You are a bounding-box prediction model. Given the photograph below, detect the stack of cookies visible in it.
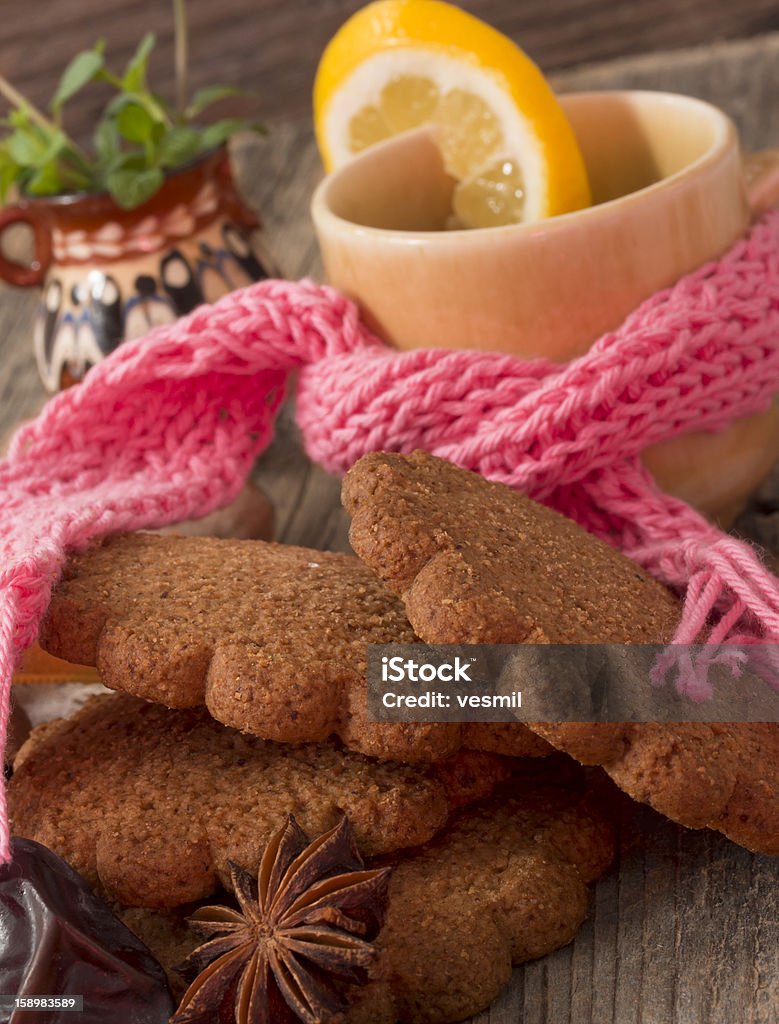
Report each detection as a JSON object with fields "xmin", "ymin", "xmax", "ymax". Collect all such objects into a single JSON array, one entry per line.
[{"xmin": 7, "ymin": 452, "xmax": 779, "ymax": 1023}]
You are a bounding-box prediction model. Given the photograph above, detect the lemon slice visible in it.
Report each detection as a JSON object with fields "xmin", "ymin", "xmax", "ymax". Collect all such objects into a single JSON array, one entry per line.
[{"xmin": 314, "ymin": 0, "xmax": 591, "ymax": 227}]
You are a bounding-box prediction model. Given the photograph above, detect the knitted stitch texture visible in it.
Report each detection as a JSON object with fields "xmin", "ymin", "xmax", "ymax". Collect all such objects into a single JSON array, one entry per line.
[{"xmin": 1, "ymin": 211, "xmax": 779, "ymax": 861}]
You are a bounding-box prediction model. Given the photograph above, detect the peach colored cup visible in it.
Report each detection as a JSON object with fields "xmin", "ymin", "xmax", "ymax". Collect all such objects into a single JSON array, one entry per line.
[{"xmin": 312, "ymin": 90, "xmax": 779, "ymax": 523}]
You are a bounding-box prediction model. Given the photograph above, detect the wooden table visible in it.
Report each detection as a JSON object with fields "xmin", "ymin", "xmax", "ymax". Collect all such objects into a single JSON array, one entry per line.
[
  {"xmin": 1, "ymin": 36, "xmax": 778, "ymax": 1024},
  {"xmin": 4, "ymin": 0, "xmax": 779, "ymax": 140}
]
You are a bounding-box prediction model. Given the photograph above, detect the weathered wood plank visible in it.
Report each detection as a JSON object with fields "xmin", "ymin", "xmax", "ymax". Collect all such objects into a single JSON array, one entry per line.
[
  {"xmin": 553, "ymin": 31, "xmax": 779, "ymax": 150},
  {"xmin": 0, "ymin": 289, "xmax": 44, "ymax": 433},
  {"xmin": 0, "ymin": 0, "xmax": 778, "ymax": 143},
  {"xmin": 468, "ymin": 803, "xmax": 779, "ymax": 1024}
]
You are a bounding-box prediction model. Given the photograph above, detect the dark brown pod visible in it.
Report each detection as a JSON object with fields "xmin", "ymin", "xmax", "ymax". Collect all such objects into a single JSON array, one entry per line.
[{"xmin": 0, "ymin": 838, "xmax": 174, "ymax": 1023}]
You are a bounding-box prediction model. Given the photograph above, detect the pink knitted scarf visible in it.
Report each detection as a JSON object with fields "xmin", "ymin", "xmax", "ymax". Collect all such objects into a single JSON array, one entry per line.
[{"xmin": 1, "ymin": 210, "xmax": 779, "ymax": 860}]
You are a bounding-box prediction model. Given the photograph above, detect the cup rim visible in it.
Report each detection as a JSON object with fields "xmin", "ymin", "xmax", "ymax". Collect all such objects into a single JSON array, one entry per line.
[{"xmin": 311, "ymin": 89, "xmax": 738, "ymax": 243}]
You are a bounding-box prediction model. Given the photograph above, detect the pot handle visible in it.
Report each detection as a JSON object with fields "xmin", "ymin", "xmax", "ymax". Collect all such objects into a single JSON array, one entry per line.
[
  {"xmin": 0, "ymin": 203, "xmax": 52, "ymax": 287},
  {"xmin": 743, "ymin": 148, "xmax": 779, "ymax": 219}
]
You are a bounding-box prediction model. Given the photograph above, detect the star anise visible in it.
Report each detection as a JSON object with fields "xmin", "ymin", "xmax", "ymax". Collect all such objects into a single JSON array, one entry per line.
[{"xmin": 170, "ymin": 815, "xmax": 392, "ymax": 1024}]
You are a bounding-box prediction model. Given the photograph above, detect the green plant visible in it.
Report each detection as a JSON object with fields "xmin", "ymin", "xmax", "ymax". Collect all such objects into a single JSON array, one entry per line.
[{"xmin": 0, "ymin": 0, "xmax": 264, "ymax": 209}]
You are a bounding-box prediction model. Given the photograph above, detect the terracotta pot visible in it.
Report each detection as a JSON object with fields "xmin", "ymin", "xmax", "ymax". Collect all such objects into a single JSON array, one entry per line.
[{"xmin": 0, "ymin": 148, "xmax": 276, "ymax": 392}]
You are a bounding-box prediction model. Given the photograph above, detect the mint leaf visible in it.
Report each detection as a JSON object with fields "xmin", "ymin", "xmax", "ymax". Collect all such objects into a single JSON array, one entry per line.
[
  {"xmin": 25, "ymin": 161, "xmax": 63, "ymax": 196},
  {"xmin": 106, "ymin": 90, "xmax": 169, "ymax": 132},
  {"xmin": 8, "ymin": 106, "xmax": 32, "ymax": 131},
  {"xmin": 41, "ymin": 129, "xmax": 70, "ymax": 165},
  {"xmin": 199, "ymin": 118, "xmax": 265, "ymax": 150},
  {"xmin": 52, "ymin": 49, "xmax": 104, "ymax": 110},
  {"xmin": 0, "ymin": 21, "xmax": 268, "ymax": 208},
  {"xmin": 115, "ymin": 101, "xmax": 160, "ymax": 145},
  {"xmin": 93, "ymin": 119, "xmax": 120, "ymax": 166},
  {"xmin": 112, "ymin": 152, "xmax": 148, "ymax": 172},
  {"xmin": 95, "ymin": 150, "xmax": 147, "ymax": 188},
  {"xmin": 0, "ymin": 147, "xmax": 21, "ymax": 201},
  {"xmin": 151, "ymin": 91, "xmax": 176, "ymax": 123},
  {"xmin": 122, "ymin": 32, "xmax": 156, "ymax": 92},
  {"xmin": 156, "ymin": 125, "xmax": 200, "ymax": 168},
  {"xmin": 5, "ymin": 130, "xmax": 39, "ymax": 165},
  {"xmin": 106, "ymin": 166, "xmax": 163, "ymax": 209},
  {"xmin": 184, "ymin": 85, "xmax": 243, "ymax": 119},
  {"xmin": 7, "ymin": 125, "xmax": 67, "ymax": 168}
]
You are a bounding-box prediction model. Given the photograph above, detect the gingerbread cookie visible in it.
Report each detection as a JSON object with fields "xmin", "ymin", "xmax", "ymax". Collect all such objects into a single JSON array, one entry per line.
[
  {"xmin": 529, "ymin": 722, "xmax": 779, "ymax": 855},
  {"xmin": 341, "ymin": 453, "xmax": 779, "ymax": 854},
  {"xmin": 9, "ymin": 694, "xmax": 507, "ymax": 908},
  {"xmin": 39, "ymin": 532, "xmax": 549, "ymax": 762},
  {"xmin": 122, "ymin": 761, "xmax": 614, "ymax": 1024},
  {"xmin": 363, "ymin": 764, "xmax": 613, "ymax": 1023},
  {"xmin": 342, "ymin": 450, "xmax": 680, "ymax": 643}
]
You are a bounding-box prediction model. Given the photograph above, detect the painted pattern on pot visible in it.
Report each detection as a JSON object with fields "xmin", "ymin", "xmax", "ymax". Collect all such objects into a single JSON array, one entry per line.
[{"xmin": 0, "ymin": 148, "xmax": 277, "ymax": 392}]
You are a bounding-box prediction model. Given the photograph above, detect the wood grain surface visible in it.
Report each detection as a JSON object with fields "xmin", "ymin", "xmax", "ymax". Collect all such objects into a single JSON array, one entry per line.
[
  {"xmin": 1, "ymin": 0, "xmax": 778, "ymax": 142},
  {"xmin": 1, "ymin": 35, "xmax": 778, "ymax": 1024}
]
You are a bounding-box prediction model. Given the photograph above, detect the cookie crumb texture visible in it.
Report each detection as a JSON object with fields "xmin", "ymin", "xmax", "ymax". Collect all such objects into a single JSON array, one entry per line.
[
  {"xmin": 343, "ymin": 451, "xmax": 680, "ymax": 643},
  {"xmin": 123, "ymin": 763, "xmax": 615, "ymax": 1024},
  {"xmin": 40, "ymin": 533, "xmax": 412, "ymax": 738},
  {"xmin": 9, "ymin": 694, "xmax": 505, "ymax": 908},
  {"xmin": 530, "ymin": 722, "xmax": 779, "ymax": 855},
  {"xmin": 40, "ymin": 532, "xmax": 550, "ymax": 762}
]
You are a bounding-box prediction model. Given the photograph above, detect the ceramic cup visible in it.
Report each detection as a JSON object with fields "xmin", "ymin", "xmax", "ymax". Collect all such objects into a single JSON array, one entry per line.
[{"xmin": 312, "ymin": 90, "xmax": 779, "ymax": 523}]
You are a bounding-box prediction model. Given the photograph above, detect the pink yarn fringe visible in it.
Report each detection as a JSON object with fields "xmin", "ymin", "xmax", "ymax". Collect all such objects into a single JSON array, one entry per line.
[{"xmin": 2, "ymin": 212, "xmax": 779, "ymax": 861}]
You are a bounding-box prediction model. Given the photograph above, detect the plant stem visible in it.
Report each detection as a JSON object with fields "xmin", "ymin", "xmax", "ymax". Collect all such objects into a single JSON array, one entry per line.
[
  {"xmin": 0, "ymin": 74, "xmax": 58, "ymax": 135},
  {"xmin": 0, "ymin": 72, "xmax": 94, "ymax": 176},
  {"xmin": 173, "ymin": 0, "xmax": 188, "ymax": 116}
]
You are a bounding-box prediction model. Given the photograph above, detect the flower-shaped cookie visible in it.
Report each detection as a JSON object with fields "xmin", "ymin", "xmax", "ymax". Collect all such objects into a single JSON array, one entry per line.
[
  {"xmin": 124, "ymin": 760, "xmax": 615, "ymax": 1024},
  {"xmin": 40, "ymin": 532, "xmax": 549, "ymax": 762},
  {"xmin": 343, "ymin": 450, "xmax": 680, "ymax": 645},
  {"xmin": 9, "ymin": 694, "xmax": 507, "ymax": 907}
]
